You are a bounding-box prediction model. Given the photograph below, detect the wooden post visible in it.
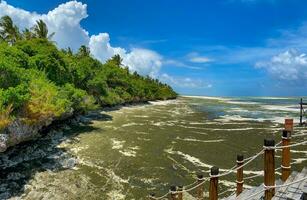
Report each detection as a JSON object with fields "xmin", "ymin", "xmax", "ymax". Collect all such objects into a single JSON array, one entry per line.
[
  {"xmin": 284, "ymin": 119, "xmax": 293, "ymax": 133},
  {"xmin": 281, "ymin": 130, "xmax": 291, "ymax": 182},
  {"xmin": 149, "ymin": 193, "xmax": 155, "ymax": 200},
  {"xmin": 209, "ymin": 166, "xmax": 219, "ymax": 200},
  {"xmin": 236, "ymin": 154, "xmax": 244, "ymax": 196},
  {"xmin": 177, "ymin": 186, "xmax": 183, "ymax": 200},
  {"xmin": 264, "ymin": 139, "xmax": 275, "ymax": 200},
  {"xmin": 169, "ymin": 186, "xmax": 177, "ymax": 200},
  {"xmin": 300, "ymin": 98, "xmax": 303, "ymax": 126},
  {"xmin": 197, "ymin": 174, "xmax": 204, "ymax": 199}
]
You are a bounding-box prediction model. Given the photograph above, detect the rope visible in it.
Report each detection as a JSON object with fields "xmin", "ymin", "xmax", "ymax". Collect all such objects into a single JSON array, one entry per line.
[
  {"xmin": 244, "ymin": 173, "xmax": 263, "ymax": 180},
  {"xmin": 264, "ymin": 140, "xmax": 307, "ymax": 150},
  {"xmin": 149, "ymin": 135, "xmax": 306, "ymax": 198},
  {"xmin": 211, "ymin": 149, "xmax": 264, "ymax": 178},
  {"xmin": 180, "ymin": 177, "xmax": 209, "ymax": 193},
  {"xmin": 150, "ymin": 192, "xmax": 169, "ymax": 200},
  {"xmin": 218, "ymin": 189, "xmax": 233, "ymax": 196},
  {"xmin": 244, "ymin": 175, "xmax": 307, "ymax": 199},
  {"xmin": 264, "ymin": 176, "xmax": 307, "ymax": 189},
  {"xmin": 182, "ymin": 180, "xmax": 198, "ymax": 189}
]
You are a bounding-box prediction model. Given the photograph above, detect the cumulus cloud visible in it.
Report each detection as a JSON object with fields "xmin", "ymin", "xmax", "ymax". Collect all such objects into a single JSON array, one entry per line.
[
  {"xmin": 160, "ymin": 73, "xmax": 212, "ymax": 89},
  {"xmin": 255, "ymin": 49, "xmax": 307, "ymax": 83},
  {"xmin": 0, "ymin": 1, "xmax": 89, "ymax": 50},
  {"xmin": 123, "ymin": 48, "xmax": 162, "ymax": 77},
  {"xmin": 0, "ymin": 1, "xmax": 162, "ymax": 77},
  {"xmin": 89, "ymin": 33, "xmax": 126, "ymax": 63}
]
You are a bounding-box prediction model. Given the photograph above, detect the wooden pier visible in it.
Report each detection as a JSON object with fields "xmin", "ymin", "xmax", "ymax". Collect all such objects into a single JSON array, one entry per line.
[{"xmin": 148, "ymin": 119, "xmax": 307, "ymax": 200}]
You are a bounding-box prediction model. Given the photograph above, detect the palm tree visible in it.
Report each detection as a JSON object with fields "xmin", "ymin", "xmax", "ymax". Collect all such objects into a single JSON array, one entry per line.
[
  {"xmin": 77, "ymin": 45, "xmax": 91, "ymax": 57},
  {"xmin": 0, "ymin": 15, "xmax": 21, "ymax": 44},
  {"xmin": 32, "ymin": 19, "xmax": 54, "ymax": 39},
  {"xmin": 22, "ymin": 28, "xmax": 35, "ymax": 40},
  {"xmin": 111, "ymin": 54, "xmax": 123, "ymax": 66}
]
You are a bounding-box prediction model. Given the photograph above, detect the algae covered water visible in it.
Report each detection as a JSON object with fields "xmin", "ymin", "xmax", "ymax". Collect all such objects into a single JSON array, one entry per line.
[{"xmin": 1, "ymin": 96, "xmax": 306, "ymax": 199}]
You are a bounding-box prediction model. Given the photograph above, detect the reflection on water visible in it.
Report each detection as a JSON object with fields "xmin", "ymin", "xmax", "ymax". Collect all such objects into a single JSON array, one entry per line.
[{"xmin": 1, "ymin": 96, "xmax": 306, "ymax": 199}]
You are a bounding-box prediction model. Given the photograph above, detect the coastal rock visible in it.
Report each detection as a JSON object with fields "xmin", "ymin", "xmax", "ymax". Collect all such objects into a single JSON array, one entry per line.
[
  {"xmin": 0, "ymin": 111, "xmax": 74, "ymax": 153},
  {"xmin": 0, "ymin": 133, "xmax": 9, "ymax": 152}
]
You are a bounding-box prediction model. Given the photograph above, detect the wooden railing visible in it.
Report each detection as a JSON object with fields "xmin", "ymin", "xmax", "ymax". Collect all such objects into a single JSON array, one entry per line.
[{"xmin": 148, "ymin": 119, "xmax": 307, "ymax": 200}]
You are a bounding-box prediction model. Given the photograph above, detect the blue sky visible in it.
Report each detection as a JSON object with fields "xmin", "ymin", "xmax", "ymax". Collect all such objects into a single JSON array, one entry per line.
[{"xmin": 2, "ymin": 0, "xmax": 307, "ymax": 96}]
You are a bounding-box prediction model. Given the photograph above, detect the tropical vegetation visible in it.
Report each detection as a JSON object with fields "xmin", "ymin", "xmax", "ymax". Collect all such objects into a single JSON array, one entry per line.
[{"xmin": 0, "ymin": 16, "xmax": 177, "ymax": 130}]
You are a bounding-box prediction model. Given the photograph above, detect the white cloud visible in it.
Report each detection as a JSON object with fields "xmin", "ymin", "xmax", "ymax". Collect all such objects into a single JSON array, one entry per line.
[
  {"xmin": 0, "ymin": 1, "xmax": 162, "ymax": 77},
  {"xmin": 123, "ymin": 48, "xmax": 162, "ymax": 77},
  {"xmin": 163, "ymin": 59, "xmax": 202, "ymax": 70},
  {"xmin": 255, "ymin": 49, "xmax": 307, "ymax": 83},
  {"xmin": 160, "ymin": 73, "xmax": 212, "ymax": 89},
  {"xmin": 187, "ymin": 52, "xmax": 213, "ymax": 63},
  {"xmin": 0, "ymin": 1, "xmax": 89, "ymax": 50},
  {"xmin": 89, "ymin": 33, "xmax": 126, "ymax": 63}
]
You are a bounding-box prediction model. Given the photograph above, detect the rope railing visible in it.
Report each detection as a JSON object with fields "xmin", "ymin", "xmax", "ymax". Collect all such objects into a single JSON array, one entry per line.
[
  {"xmin": 210, "ymin": 149, "xmax": 264, "ymax": 178},
  {"xmin": 245, "ymin": 176, "xmax": 307, "ymax": 199},
  {"xmin": 264, "ymin": 140, "xmax": 307, "ymax": 150},
  {"xmin": 148, "ymin": 118, "xmax": 307, "ymax": 200}
]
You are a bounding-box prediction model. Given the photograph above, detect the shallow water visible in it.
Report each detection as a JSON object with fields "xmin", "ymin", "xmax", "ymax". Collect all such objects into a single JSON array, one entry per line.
[{"xmin": 1, "ymin": 96, "xmax": 307, "ymax": 199}]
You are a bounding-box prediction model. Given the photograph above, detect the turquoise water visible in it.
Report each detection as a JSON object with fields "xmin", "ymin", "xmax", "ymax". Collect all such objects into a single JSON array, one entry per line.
[{"xmin": 0, "ymin": 96, "xmax": 306, "ymax": 199}]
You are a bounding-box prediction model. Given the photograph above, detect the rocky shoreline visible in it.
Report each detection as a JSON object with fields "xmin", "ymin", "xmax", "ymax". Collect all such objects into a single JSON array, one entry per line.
[{"xmin": 0, "ymin": 99, "xmax": 172, "ymax": 153}]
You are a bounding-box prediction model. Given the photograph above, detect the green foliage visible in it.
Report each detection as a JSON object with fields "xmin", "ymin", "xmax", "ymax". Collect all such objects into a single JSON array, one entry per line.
[
  {"xmin": 33, "ymin": 19, "xmax": 55, "ymax": 39},
  {"xmin": 0, "ymin": 84, "xmax": 30, "ymax": 113},
  {"xmin": 0, "ymin": 15, "xmax": 21, "ymax": 44},
  {"xmin": 0, "ymin": 16, "xmax": 177, "ymax": 129},
  {"xmin": 60, "ymin": 84, "xmax": 97, "ymax": 113}
]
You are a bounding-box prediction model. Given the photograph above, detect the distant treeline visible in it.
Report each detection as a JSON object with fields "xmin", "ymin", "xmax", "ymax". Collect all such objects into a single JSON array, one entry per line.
[{"xmin": 0, "ymin": 16, "xmax": 177, "ymax": 129}]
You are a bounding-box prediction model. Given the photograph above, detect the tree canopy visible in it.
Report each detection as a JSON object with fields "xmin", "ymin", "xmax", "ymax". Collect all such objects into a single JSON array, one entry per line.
[{"xmin": 0, "ymin": 15, "xmax": 177, "ymax": 130}]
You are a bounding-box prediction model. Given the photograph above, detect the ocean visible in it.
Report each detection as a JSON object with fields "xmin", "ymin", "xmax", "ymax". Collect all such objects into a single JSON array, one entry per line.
[{"xmin": 1, "ymin": 96, "xmax": 306, "ymax": 199}]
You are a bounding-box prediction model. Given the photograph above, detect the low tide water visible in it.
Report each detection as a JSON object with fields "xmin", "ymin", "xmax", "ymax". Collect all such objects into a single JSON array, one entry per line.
[{"xmin": 1, "ymin": 96, "xmax": 306, "ymax": 199}]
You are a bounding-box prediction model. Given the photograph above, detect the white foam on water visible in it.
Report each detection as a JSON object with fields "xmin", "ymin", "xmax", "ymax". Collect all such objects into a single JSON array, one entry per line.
[
  {"xmin": 189, "ymin": 122, "xmax": 208, "ymax": 125},
  {"xmin": 255, "ymin": 97, "xmax": 293, "ymax": 100},
  {"xmin": 215, "ymin": 115, "xmax": 265, "ymax": 123},
  {"xmin": 191, "ymin": 131, "xmax": 208, "ymax": 135},
  {"xmin": 134, "ymin": 115, "xmax": 149, "ymax": 118},
  {"xmin": 291, "ymin": 150, "xmax": 307, "ymax": 154},
  {"xmin": 70, "ymin": 145, "xmax": 89, "ymax": 154},
  {"xmin": 119, "ymin": 146, "xmax": 140, "ymax": 157},
  {"xmin": 183, "ymin": 95, "xmax": 231, "ymax": 101},
  {"xmin": 119, "ymin": 150, "xmax": 137, "ymax": 157},
  {"xmin": 137, "ymin": 137, "xmax": 151, "ymax": 141},
  {"xmin": 176, "ymin": 137, "xmax": 224, "ymax": 143},
  {"xmin": 111, "ymin": 139, "xmax": 125, "ymax": 150},
  {"xmin": 135, "ymin": 131, "xmax": 149, "ymax": 135},
  {"xmin": 139, "ymin": 177, "xmax": 159, "ymax": 184},
  {"xmin": 165, "ymin": 148, "xmax": 263, "ymax": 176},
  {"xmin": 225, "ymin": 100, "xmax": 260, "ymax": 105},
  {"xmin": 293, "ymin": 158, "xmax": 307, "ymax": 164},
  {"xmin": 152, "ymin": 121, "xmax": 175, "ymax": 126},
  {"xmin": 149, "ymin": 99, "xmax": 178, "ymax": 105},
  {"xmin": 122, "ymin": 122, "xmax": 139, "ymax": 127},
  {"xmin": 107, "ymin": 190, "xmax": 125, "ymax": 200},
  {"xmin": 261, "ymin": 104, "xmax": 298, "ymax": 112},
  {"xmin": 229, "ymin": 107, "xmax": 250, "ymax": 113},
  {"xmin": 209, "ymin": 127, "xmax": 255, "ymax": 131},
  {"xmin": 215, "ymin": 114, "xmax": 289, "ymax": 124}
]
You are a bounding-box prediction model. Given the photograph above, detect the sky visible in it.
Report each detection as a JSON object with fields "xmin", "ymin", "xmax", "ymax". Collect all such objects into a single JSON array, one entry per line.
[{"xmin": 1, "ymin": 0, "xmax": 307, "ymax": 96}]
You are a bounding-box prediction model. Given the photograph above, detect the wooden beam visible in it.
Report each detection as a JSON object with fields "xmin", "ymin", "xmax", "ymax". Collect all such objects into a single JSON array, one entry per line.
[
  {"xmin": 264, "ymin": 139, "xmax": 275, "ymax": 200},
  {"xmin": 281, "ymin": 130, "xmax": 291, "ymax": 182},
  {"xmin": 209, "ymin": 167, "xmax": 219, "ymax": 200},
  {"xmin": 236, "ymin": 154, "xmax": 244, "ymax": 196}
]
